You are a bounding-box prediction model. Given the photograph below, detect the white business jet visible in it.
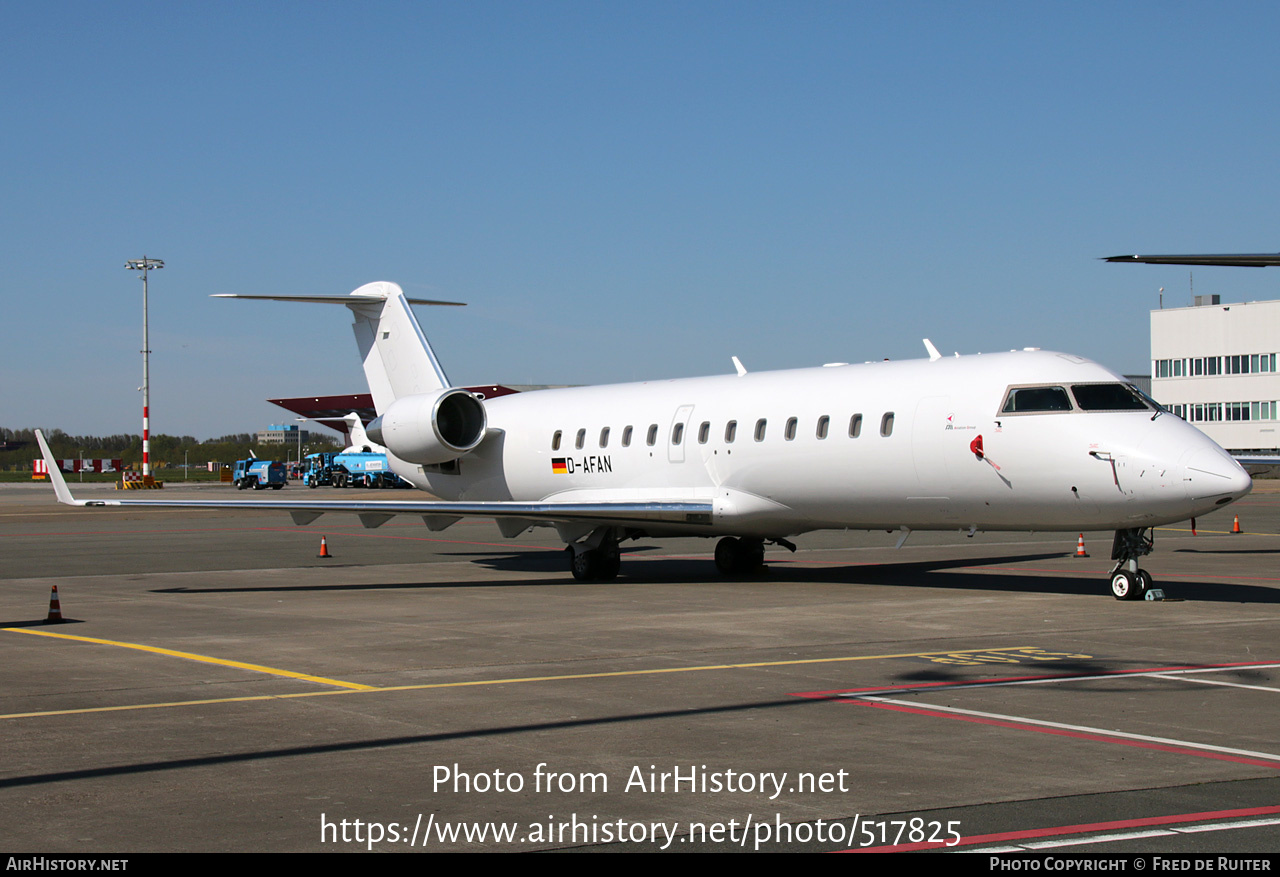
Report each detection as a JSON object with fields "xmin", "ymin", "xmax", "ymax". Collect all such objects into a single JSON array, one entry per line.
[{"xmin": 36, "ymin": 281, "xmax": 1251, "ymax": 600}]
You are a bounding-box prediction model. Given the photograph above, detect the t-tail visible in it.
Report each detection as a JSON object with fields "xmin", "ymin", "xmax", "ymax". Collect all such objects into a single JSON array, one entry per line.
[{"xmin": 215, "ymin": 282, "xmax": 488, "ymax": 464}]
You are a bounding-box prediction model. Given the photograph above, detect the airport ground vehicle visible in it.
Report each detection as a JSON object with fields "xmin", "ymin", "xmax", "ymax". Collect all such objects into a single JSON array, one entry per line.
[
  {"xmin": 232, "ymin": 458, "xmax": 287, "ymax": 490},
  {"xmin": 301, "ymin": 450, "xmax": 410, "ymax": 488}
]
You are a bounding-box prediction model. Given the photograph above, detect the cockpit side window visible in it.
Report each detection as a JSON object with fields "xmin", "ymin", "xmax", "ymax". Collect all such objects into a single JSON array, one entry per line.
[
  {"xmin": 1071, "ymin": 383, "xmax": 1151, "ymax": 411},
  {"xmin": 1000, "ymin": 386, "xmax": 1073, "ymax": 414}
]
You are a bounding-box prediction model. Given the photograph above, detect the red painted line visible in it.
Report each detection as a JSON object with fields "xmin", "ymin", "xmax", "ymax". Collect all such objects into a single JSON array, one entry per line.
[
  {"xmin": 855, "ymin": 700, "xmax": 1280, "ymax": 770},
  {"xmin": 840, "ymin": 803, "xmax": 1280, "ymax": 852},
  {"xmin": 791, "ymin": 661, "xmax": 1271, "ymax": 699}
]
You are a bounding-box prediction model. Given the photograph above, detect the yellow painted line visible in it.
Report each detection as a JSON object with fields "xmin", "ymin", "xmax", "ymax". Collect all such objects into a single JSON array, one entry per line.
[
  {"xmin": 3, "ymin": 628, "xmax": 375, "ymax": 691},
  {"xmin": 0, "ymin": 645, "xmax": 1039, "ymax": 720}
]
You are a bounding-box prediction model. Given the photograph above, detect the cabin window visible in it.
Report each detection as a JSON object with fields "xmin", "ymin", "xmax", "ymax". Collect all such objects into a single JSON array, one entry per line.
[
  {"xmin": 880, "ymin": 412, "xmax": 895, "ymax": 437},
  {"xmin": 785, "ymin": 417, "xmax": 798, "ymax": 441},
  {"xmin": 575, "ymin": 428, "xmax": 586, "ymax": 450},
  {"xmin": 1071, "ymin": 383, "xmax": 1151, "ymax": 412},
  {"xmin": 552, "ymin": 430, "xmax": 562, "ymax": 451},
  {"xmin": 755, "ymin": 419, "xmax": 767, "ymax": 441},
  {"xmin": 671, "ymin": 422, "xmax": 684, "ymax": 445},
  {"xmin": 698, "ymin": 421, "xmax": 710, "ymax": 444},
  {"xmin": 599, "ymin": 427, "xmax": 610, "ymax": 448},
  {"xmin": 622, "ymin": 425, "xmax": 633, "ymax": 447},
  {"xmin": 816, "ymin": 415, "xmax": 829, "ymax": 439},
  {"xmin": 725, "ymin": 420, "xmax": 737, "ymax": 443},
  {"xmin": 1001, "ymin": 386, "xmax": 1072, "ymax": 413},
  {"xmin": 848, "ymin": 414, "xmax": 862, "ymax": 438},
  {"xmin": 646, "ymin": 424, "xmax": 658, "ymax": 446}
]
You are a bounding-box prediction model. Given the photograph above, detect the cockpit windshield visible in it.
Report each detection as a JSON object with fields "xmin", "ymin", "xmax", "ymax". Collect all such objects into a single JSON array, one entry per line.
[
  {"xmin": 1001, "ymin": 386, "xmax": 1072, "ymax": 413},
  {"xmin": 1070, "ymin": 383, "xmax": 1152, "ymax": 412},
  {"xmin": 1000, "ymin": 382, "xmax": 1161, "ymax": 415}
]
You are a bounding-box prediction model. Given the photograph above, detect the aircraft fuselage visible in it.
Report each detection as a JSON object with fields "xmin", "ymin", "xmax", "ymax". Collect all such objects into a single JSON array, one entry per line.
[{"xmin": 404, "ymin": 349, "xmax": 1250, "ymax": 538}]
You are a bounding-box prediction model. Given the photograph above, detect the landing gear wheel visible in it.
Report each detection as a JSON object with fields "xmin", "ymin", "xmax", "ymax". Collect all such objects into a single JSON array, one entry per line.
[
  {"xmin": 714, "ymin": 537, "xmax": 741, "ymax": 574},
  {"xmin": 1110, "ymin": 571, "xmax": 1134, "ymax": 600},
  {"xmin": 715, "ymin": 537, "xmax": 765, "ymax": 575},
  {"xmin": 599, "ymin": 545, "xmax": 621, "ymax": 580},
  {"xmin": 567, "ymin": 545, "xmax": 620, "ymax": 582},
  {"xmin": 1111, "ymin": 570, "xmax": 1149, "ymax": 601}
]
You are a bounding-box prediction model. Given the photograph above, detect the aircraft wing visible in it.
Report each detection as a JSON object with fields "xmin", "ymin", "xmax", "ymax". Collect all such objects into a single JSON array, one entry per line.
[
  {"xmin": 34, "ymin": 431, "xmax": 712, "ymax": 530},
  {"xmin": 1103, "ymin": 253, "xmax": 1280, "ymax": 267}
]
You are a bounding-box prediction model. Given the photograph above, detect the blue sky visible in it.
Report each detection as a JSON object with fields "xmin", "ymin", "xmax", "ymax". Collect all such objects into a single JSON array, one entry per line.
[{"xmin": 6, "ymin": 1, "xmax": 1280, "ymax": 439}]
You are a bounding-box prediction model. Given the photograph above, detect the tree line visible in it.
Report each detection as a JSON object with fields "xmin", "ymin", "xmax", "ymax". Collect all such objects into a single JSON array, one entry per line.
[{"xmin": 0, "ymin": 427, "xmax": 339, "ymax": 470}]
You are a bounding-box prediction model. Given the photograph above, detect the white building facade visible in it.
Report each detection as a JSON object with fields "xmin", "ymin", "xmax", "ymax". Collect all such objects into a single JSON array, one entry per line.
[{"xmin": 1150, "ymin": 298, "xmax": 1280, "ymax": 454}]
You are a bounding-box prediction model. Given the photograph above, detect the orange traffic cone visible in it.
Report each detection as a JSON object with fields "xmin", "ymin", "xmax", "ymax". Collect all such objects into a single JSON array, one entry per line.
[
  {"xmin": 317, "ymin": 536, "xmax": 333, "ymax": 558},
  {"xmin": 1074, "ymin": 534, "xmax": 1089, "ymax": 558},
  {"xmin": 45, "ymin": 585, "xmax": 64, "ymax": 623},
  {"xmin": 1232, "ymin": 514, "xmax": 1243, "ymax": 535},
  {"xmin": 1191, "ymin": 517, "xmax": 1197, "ymax": 536}
]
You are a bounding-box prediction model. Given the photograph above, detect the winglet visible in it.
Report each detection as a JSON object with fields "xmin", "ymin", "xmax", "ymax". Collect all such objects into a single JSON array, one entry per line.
[
  {"xmin": 923, "ymin": 339, "xmax": 942, "ymax": 362},
  {"xmin": 34, "ymin": 430, "xmax": 81, "ymax": 506},
  {"xmin": 731, "ymin": 356, "xmax": 748, "ymax": 377}
]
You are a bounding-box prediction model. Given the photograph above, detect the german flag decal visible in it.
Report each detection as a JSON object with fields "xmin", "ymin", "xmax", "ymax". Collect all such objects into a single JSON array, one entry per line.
[{"xmin": 551, "ymin": 457, "xmax": 568, "ymax": 474}]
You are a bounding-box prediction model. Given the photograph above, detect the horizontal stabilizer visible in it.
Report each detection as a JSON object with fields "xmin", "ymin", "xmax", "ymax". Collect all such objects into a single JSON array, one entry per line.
[
  {"xmin": 212, "ymin": 294, "xmax": 465, "ymax": 306},
  {"xmin": 1103, "ymin": 253, "xmax": 1280, "ymax": 268}
]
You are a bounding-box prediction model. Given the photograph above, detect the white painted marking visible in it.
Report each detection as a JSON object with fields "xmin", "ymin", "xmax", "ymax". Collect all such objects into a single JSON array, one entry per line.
[
  {"xmin": 1150, "ymin": 673, "xmax": 1280, "ymax": 694},
  {"xmin": 860, "ymin": 695, "xmax": 1280, "ymax": 763}
]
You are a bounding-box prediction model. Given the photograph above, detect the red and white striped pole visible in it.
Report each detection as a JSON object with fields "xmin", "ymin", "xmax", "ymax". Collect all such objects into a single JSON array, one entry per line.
[{"xmin": 126, "ymin": 256, "xmax": 163, "ymax": 479}]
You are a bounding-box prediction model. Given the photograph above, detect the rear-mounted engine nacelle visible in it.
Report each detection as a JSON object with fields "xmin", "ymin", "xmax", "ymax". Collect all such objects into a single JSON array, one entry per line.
[{"xmin": 367, "ymin": 389, "xmax": 487, "ymax": 464}]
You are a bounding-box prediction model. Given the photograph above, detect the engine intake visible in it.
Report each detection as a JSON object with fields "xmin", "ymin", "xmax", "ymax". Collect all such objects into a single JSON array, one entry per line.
[{"xmin": 367, "ymin": 389, "xmax": 487, "ymax": 464}]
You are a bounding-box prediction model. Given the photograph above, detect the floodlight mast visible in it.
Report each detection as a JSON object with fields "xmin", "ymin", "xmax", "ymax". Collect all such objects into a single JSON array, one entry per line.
[{"xmin": 125, "ymin": 257, "xmax": 163, "ymax": 479}]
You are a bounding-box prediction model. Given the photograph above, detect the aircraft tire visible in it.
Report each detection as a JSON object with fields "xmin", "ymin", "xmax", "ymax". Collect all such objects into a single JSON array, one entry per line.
[
  {"xmin": 715, "ymin": 537, "xmax": 764, "ymax": 575},
  {"xmin": 600, "ymin": 545, "xmax": 621, "ymax": 580},
  {"xmin": 1110, "ymin": 570, "xmax": 1146, "ymax": 601},
  {"xmin": 567, "ymin": 545, "xmax": 619, "ymax": 582},
  {"xmin": 715, "ymin": 537, "xmax": 742, "ymax": 574}
]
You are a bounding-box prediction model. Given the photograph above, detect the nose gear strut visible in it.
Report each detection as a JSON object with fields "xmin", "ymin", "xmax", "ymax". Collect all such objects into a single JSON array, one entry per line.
[{"xmin": 1108, "ymin": 527, "xmax": 1154, "ymax": 600}]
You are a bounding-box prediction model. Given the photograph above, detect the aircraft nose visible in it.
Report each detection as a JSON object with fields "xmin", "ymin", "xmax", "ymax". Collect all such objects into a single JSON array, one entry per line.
[{"xmin": 1182, "ymin": 445, "xmax": 1252, "ymax": 502}]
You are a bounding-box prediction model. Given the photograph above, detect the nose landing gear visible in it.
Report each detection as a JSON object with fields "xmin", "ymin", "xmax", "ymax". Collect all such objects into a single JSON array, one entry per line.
[{"xmin": 1109, "ymin": 528, "xmax": 1154, "ymax": 600}]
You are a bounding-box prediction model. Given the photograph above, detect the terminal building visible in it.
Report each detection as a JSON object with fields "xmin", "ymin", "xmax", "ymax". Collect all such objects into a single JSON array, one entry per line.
[
  {"xmin": 256, "ymin": 424, "xmax": 310, "ymax": 445},
  {"xmin": 1150, "ymin": 296, "xmax": 1280, "ymax": 455}
]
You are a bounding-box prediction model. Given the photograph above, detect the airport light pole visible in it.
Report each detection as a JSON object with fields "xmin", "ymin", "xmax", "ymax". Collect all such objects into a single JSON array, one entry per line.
[{"xmin": 125, "ymin": 257, "xmax": 164, "ymax": 480}]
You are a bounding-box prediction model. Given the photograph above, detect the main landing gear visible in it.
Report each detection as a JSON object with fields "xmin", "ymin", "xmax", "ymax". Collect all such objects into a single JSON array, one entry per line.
[
  {"xmin": 713, "ymin": 536, "xmax": 796, "ymax": 575},
  {"xmin": 714, "ymin": 537, "xmax": 765, "ymax": 575},
  {"xmin": 1109, "ymin": 527, "xmax": 1155, "ymax": 600},
  {"xmin": 566, "ymin": 537, "xmax": 621, "ymax": 582}
]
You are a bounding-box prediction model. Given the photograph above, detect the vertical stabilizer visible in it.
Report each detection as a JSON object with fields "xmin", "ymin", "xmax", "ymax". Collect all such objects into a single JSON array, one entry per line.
[
  {"xmin": 346, "ymin": 282, "xmax": 451, "ymax": 413},
  {"xmin": 342, "ymin": 411, "xmax": 384, "ymax": 453}
]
